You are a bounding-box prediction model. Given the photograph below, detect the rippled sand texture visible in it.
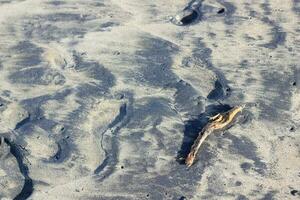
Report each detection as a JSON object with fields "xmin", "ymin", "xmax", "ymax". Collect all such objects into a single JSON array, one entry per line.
[{"xmin": 0, "ymin": 0, "xmax": 299, "ymax": 199}]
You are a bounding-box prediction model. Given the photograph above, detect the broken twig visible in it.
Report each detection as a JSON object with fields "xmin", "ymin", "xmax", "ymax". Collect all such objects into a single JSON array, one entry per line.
[{"xmin": 185, "ymin": 105, "xmax": 244, "ymax": 167}]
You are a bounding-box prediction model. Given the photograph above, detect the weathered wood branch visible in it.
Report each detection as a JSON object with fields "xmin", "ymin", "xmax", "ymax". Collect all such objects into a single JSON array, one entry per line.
[{"xmin": 185, "ymin": 105, "xmax": 244, "ymax": 167}]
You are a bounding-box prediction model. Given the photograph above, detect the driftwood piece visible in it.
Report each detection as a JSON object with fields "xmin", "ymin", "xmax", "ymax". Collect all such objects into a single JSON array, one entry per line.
[{"xmin": 185, "ymin": 105, "xmax": 245, "ymax": 167}]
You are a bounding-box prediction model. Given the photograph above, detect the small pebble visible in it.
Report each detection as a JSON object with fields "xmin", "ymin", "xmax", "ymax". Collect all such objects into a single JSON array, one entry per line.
[
  {"xmin": 235, "ymin": 181, "xmax": 242, "ymax": 186},
  {"xmin": 291, "ymin": 190, "xmax": 298, "ymax": 196},
  {"xmin": 217, "ymin": 8, "xmax": 225, "ymax": 14},
  {"xmin": 172, "ymin": 8, "xmax": 199, "ymax": 26}
]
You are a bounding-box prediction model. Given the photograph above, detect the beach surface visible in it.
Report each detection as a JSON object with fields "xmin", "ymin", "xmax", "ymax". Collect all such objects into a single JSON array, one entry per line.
[{"xmin": 0, "ymin": 0, "xmax": 299, "ymax": 199}]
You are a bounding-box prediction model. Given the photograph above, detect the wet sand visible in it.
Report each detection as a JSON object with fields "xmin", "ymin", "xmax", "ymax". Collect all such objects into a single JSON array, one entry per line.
[{"xmin": 0, "ymin": 0, "xmax": 299, "ymax": 199}]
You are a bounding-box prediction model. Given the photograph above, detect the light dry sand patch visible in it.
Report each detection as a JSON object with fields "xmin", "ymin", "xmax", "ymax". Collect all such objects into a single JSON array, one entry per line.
[
  {"xmin": 0, "ymin": 137, "xmax": 25, "ymax": 199},
  {"xmin": 192, "ymin": 120, "xmax": 294, "ymax": 199},
  {"xmin": 0, "ymin": 102, "xmax": 29, "ymax": 133}
]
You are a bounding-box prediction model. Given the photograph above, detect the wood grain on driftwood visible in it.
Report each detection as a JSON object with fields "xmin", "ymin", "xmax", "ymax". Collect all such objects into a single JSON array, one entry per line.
[{"xmin": 185, "ymin": 105, "xmax": 244, "ymax": 167}]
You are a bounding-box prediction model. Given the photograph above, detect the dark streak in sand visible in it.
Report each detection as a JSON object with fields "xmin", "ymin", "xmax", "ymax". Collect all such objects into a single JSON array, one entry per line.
[{"xmin": 4, "ymin": 138, "xmax": 33, "ymax": 200}]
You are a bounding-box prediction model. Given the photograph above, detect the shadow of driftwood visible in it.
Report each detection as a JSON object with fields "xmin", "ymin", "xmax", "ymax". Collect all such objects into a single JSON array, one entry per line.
[{"xmin": 177, "ymin": 104, "xmax": 232, "ymax": 164}]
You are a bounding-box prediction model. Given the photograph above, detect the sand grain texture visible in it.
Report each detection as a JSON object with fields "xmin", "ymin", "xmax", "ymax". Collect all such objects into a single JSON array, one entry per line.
[{"xmin": 0, "ymin": 0, "xmax": 299, "ymax": 199}]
